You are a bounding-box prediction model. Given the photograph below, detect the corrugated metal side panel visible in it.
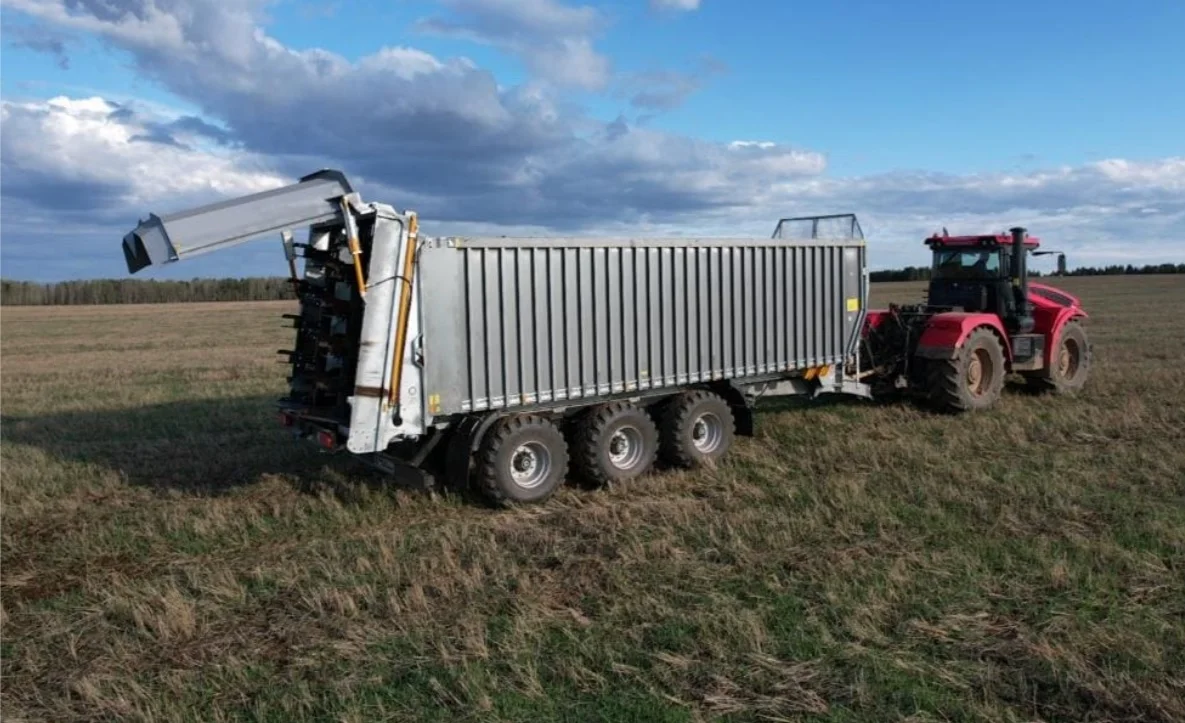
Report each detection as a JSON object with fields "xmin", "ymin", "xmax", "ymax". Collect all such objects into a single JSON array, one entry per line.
[{"xmin": 423, "ymin": 243, "xmax": 860, "ymax": 415}]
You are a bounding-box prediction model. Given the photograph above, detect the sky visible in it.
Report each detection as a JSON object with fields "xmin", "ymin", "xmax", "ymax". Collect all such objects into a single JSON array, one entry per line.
[{"xmin": 1, "ymin": 0, "xmax": 1183, "ymax": 281}]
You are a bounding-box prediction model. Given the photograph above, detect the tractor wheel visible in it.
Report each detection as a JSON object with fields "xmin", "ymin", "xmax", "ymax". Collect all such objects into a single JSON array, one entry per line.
[
  {"xmin": 659, "ymin": 390, "xmax": 735, "ymax": 468},
  {"xmin": 476, "ymin": 414, "xmax": 568, "ymax": 505},
  {"xmin": 925, "ymin": 327, "xmax": 1006, "ymax": 413},
  {"xmin": 572, "ymin": 402, "xmax": 659, "ymax": 487},
  {"xmin": 1027, "ymin": 319, "xmax": 1092, "ymax": 395}
]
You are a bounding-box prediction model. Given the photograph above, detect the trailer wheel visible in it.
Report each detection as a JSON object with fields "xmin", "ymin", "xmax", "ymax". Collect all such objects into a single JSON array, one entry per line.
[
  {"xmin": 1026, "ymin": 320, "xmax": 1092, "ymax": 395},
  {"xmin": 476, "ymin": 415, "xmax": 568, "ymax": 505},
  {"xmin": 572, "ymin": 402, "xmax": 659, "ymax": 487},
  {"xmin": 660, "ymin": 391, "xmax": 735, "ymax": 468},
  {"xmin": 925, "ymin": 327, "xmax": 1006, "ymax": 413}
]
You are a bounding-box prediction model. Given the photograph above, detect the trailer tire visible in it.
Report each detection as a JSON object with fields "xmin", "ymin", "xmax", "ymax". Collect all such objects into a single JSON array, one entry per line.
[
  {"xmin": 925, "ymin": 327, "xmax": 1005, "ymax": 413},
  {"xmin": 476, "ymin": 415, "xmax": 568, "ymax": 505},
  {"xmin": 1025, "ymin": 319, "xmax": 1091, "ymax": 395},
  {"xmin": 572, "ymin": 402, "xmax": 659, "ymax": 487},
  {"xmin": 660, "ymin": 391, "xmax": 735, "ymax": 468}
]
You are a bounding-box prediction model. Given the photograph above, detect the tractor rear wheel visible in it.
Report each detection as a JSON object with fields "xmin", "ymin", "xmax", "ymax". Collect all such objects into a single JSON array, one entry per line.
[
  {"xmin": 572, "ymin": 402, "xmax": 659, "ymax": 487},
  {"xmin": 925, "ymin": 327, "xmax": 1006, "ymax": 413},
  {"xmin": 659, "ymin": 390, "xmax": 735, "ymax": 468},
  {"xmin": 1027, "ymin": 319, "xmax": 1092, "ymax": 395},
  {"xmin": 476, "ymin": 414, "xmax": 568, "ymax": 505}
]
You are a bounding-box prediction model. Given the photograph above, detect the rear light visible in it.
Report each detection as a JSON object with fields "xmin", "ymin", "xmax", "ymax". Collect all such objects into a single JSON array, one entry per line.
[
  {"xmin": 278, "ymin": 412, "xmax": 294, "ymax": 427},
  {"xmin": 317, "ymin": 430, "xmax": 337, "ymax": 450}
]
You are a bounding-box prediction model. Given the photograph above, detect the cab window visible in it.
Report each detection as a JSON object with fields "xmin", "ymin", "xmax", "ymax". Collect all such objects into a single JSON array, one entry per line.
[{"xmin": 933, "ymin": 249, "xmax": 1001, "ymax": 279}]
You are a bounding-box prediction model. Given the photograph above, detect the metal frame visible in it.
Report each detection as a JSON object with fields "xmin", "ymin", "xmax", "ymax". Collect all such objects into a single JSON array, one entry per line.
[{"xmin": 771, "ymin": 214, "xmax": 864, "ymax": 241}]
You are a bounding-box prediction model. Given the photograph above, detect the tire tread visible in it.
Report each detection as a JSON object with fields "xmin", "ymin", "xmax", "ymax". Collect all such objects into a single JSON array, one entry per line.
[
  {"xmin": 659, "ymin": 390, "xmax": 735, "ymax": 468},
  {"xmin": 476, "ymin": 414, "xmax": 566, "ymax": 505},
  {"xmin": 573, "ymin": 402, "xmax": 658, "ymax": 487},
  {"xmin": 925, "ymin": 327, "xmax": 1005, "ymax": 413}
]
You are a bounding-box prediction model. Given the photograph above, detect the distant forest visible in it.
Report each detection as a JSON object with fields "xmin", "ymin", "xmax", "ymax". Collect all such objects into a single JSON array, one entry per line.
[
  {"xmin": 868, "ymin": 263, "xmax": 1185, "ymax": 283},
  {"xmin": 2, "ymin": 263, "xmax": 1182, "ymax": 305},
  {"xmin": 0, "ymin": 277, "xmax": 296, "ymax": 306}
]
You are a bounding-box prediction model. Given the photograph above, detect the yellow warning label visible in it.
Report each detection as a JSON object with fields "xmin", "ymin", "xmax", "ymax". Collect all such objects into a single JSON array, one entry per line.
[{"xmin": 846, "ymin": 297, "xmax": 860, "ymax": 312}]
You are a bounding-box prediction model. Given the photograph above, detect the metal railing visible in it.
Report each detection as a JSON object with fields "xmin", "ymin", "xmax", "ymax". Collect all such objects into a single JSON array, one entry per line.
[{"xmin": 772, "ymin": 214, "xmax": 864, "ymax": 241}]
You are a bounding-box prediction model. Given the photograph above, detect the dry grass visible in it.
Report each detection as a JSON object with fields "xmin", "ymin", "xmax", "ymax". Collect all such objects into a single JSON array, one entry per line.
[{"xmin": 2, "ymin": 278, "xmax": 1184, "ymax": 722}]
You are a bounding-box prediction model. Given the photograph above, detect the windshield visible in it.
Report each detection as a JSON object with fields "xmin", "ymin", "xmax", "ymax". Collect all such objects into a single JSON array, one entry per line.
[{"xmin": 933, "ymin": 249, "xmax": 1001, "ymax": 279}]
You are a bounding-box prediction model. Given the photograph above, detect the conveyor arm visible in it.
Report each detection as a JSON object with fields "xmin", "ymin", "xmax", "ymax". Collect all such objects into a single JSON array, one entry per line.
[{"xmin": 121, "ymin": 170, "xmax": 354, "ymax": 273}]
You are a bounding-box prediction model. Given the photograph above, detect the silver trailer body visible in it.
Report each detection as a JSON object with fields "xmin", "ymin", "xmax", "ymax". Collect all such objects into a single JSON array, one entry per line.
[
  {"xmin": 119, "ymin": 171, "xmax": 871, "ymax": 489},
  {"xmin": 418, "ymin": 239, "xmax": 866, "ymax": 418}
]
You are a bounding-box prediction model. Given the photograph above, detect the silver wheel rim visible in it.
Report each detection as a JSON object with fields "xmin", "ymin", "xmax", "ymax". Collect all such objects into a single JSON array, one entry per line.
[
  {"xmin": 510, "ymin": 441, "xmax": 551, "ymax": 489},
  {"xmin": 607, "ymin": 425, "xmax": 644, "ymax": 470},
  {"xmin": 691, "ymin": 412, "xmax": 724, "ymax": 453}
]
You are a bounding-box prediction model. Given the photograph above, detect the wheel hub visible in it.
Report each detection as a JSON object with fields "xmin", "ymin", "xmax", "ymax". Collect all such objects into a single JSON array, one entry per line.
[
  {"xmin": 510, "ymin": 442, "xmax": 551, "ymax": 488},
  {"xmin": 607, "ymin": 425, "xmax": 643, "ymax": 469},
  {"xmin": 966, "ymin": 349, "xmax": 991, "ymax": 396},
  {"xmin": 691, "ymin": 413, "xmax": 723, "ymax": 453},
  {"xmin": 513, "ymin": 449, "xmax": 535, "ymax": 473}
]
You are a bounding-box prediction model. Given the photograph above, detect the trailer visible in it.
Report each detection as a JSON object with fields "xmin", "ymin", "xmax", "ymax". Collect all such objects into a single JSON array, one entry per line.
[
  {"xmin": 121, "ymin": 170, "xmax": 1088, "ymax": 504},
  {"xmin": 121, "ymin": 171, "xmax": 872, "ymax": 501}
]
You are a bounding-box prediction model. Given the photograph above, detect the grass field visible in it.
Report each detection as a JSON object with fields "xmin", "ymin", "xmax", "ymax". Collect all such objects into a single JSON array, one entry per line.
[{"xmin": 3, "ymin": 276, "xmax": 1184, "ymax": 722}]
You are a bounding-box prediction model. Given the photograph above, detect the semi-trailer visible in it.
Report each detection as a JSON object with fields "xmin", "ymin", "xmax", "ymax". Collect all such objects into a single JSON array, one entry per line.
[{"xmin": 121, "ymin": 170, "xmax": 1090, "ymax": 504}]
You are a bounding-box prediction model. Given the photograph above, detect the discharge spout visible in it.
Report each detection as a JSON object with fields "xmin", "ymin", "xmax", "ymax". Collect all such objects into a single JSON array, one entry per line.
[{"xmin": 120, "ymin": 170, "xmax": 353, "ymax": 273}]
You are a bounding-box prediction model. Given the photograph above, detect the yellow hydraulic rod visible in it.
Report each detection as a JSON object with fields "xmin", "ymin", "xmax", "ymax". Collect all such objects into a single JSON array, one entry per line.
[
  {"xmin": 341, "ymin": 198, "xmax": 368, "ymax": 295},
  {"xmin": 388, "ymin": 213, "xmax": 419, "ymax": 408}
]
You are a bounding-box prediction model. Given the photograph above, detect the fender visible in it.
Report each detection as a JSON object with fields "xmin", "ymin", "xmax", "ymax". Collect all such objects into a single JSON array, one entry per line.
[
  {"xmin": 1047, "ymin": 306, "xmax": 1088, "ymax": 348},
  {"xmin": 915, "ymin": 312, "xmax": 1010, "ymax": 360},
  {"xmin": 1029, "ymin": 282, "xmax": 1089, "ymax": 369}
]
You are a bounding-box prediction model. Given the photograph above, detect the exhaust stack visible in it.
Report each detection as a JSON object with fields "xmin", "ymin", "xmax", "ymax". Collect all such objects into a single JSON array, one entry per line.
[
  {"xmin": 121, "ymin": 170, "xmax": 353, "ymax": 273},
  {"xmin": 1010, "ymin": 226, "xmax": 1034, "ymax": 333}
]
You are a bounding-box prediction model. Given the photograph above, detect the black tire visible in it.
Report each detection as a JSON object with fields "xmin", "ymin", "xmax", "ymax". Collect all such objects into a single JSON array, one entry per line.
[
  {"xmin": 924, "ymin": 327, "xmax": 1006, "ymax": 413},
  {"xmin": 476, "ymin": 414, "xmax": 568, "ymax": 505},
  {"xmin": 1026, "ymin": 320, "xmax": 1092, "ymax": 395},
  {"xmin": 572, "ymin": 402, "xmax": 659, "ymax": 487},
  {"xmin": 659, "ymin": 391, "xmax": 735, "ymax": 468}
]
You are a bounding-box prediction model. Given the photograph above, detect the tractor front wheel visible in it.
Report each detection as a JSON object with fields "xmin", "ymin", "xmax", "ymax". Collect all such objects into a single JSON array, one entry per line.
[
  {"xmin": 1027, "ymin": 319, "xmax": 1092, "ymax": 395},
  {"xmin": 925, "ymin": 327, "xmax": 1006, "ymax": 413}
]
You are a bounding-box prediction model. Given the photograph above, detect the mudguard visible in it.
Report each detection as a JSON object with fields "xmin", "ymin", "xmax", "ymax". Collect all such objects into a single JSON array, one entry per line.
[
  {"xmin": 1028, "ymin": 282, "xmax": 1089, "ymax": 369},
  {"xmin": 915, "ymin": 312, "xmax": 1010, "ymax": 360}
]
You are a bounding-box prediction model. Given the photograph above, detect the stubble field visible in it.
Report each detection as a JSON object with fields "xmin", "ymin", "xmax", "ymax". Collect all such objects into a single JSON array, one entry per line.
[{"xmin": 2, "ymin": 276, "xmax": 1184, "ymax": 722}]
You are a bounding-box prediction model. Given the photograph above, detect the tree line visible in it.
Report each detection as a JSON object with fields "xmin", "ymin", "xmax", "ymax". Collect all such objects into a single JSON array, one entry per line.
[
  {"xmin": 2, "ymin": 262, "xmax": 1182, "ymax": 305},
  {"xmin": 0, "ymin": 277, "xmax": 296, "ymax": 306},
  {"xmin": 869, "ymin": 262, "xmax": 1185, "ymax": 283}
]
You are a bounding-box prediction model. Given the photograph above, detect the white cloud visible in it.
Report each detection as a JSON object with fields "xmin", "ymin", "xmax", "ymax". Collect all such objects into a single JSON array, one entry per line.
[
  {"xmin": 651, "ymin": 0, "xmax": 701, "ymax": 12},
  {"xmin": 729, "ymin": 140, "xmax": 776, "ymax": 150},
  {"xmin": 617, "ymin": 56, "xmax": 726, "ymax": 111},
  {"xmin": 0, "ymin": 95, "xmax": 284, "ymax": 209},
  {"xmin": 416, "ymin": 0, "xmax": 611, "ymax": 90},
  {"xmin": 0, "ymin": 0, "xmax": 825, "ymax": 231},
  {"xmin": 0, "ymin": 0, "xmax": 1182, "ymax": 279}
]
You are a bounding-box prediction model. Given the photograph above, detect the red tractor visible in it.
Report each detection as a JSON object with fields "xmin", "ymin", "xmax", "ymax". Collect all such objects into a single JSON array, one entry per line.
[{"xmin": 861, "ymin": 227, "xmax": 1091, "ymax": 412}]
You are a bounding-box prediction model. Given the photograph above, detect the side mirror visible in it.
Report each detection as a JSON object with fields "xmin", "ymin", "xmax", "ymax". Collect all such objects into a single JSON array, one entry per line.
[{"xmin": 1032, "ymin": 250, "xmax": 1067, "ymax": 276}]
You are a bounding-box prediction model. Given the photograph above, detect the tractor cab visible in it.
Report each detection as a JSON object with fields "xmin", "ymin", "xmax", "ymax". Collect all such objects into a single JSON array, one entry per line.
[{"xmin": 924, "ymin": 230, "xmax": 1039, "ymax": 335}]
